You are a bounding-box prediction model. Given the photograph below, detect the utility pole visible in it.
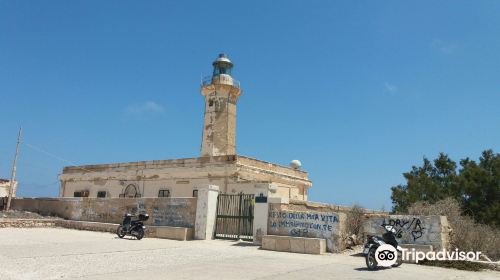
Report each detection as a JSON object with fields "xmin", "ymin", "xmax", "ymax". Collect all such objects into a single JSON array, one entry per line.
[{"xmin": 6, "ymin": 127, "xmax": 22, "ymax": 211}]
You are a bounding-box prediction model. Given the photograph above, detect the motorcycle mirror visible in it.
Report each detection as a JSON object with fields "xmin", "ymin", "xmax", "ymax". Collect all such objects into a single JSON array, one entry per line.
[{"xmin": 384, "ymin": 225, "xmax": 394, "ymax": 232}]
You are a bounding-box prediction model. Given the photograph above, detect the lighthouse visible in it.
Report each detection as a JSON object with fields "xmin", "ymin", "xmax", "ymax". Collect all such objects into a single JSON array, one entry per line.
[
  {"xmin": 200, "ymin": 54, "xmax": 242, "ymax": 157},
  {"xmin": 59, "ymin": 53, "xmax": 312, "ymax": 203}
]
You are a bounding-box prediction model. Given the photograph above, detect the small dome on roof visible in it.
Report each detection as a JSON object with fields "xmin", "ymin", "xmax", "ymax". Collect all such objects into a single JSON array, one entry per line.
[{"xmin": 290, "ymin": 159, "xmax": 302, "ymax": 170}]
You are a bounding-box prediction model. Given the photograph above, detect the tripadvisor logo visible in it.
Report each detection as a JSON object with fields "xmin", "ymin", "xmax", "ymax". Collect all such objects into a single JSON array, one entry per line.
[
  {"xmin": 374, "ymin": 245, "xmax": 482, "ymax": 267},
  {"xmin": 402, "ymin": 248, "xmax": 482, "ymax": 263},
  {"xmin": 375, "ymin": 244, "xmax": 398, "ymax": 266}
]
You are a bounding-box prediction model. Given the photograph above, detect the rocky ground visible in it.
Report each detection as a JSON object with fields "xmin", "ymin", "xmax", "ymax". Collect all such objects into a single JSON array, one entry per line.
[{"xmin": 0, "ymin": 210, "xmax": 48, "ymax": 219}]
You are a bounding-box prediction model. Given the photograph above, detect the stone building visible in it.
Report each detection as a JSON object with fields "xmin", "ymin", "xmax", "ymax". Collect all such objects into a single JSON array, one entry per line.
[
  {"xmin": 59, "ymin": 54, "xmax": 312, "ymax": 200},
  {"xmin": 0, "ymin": 178, "xmax": 17, "ymax": 197}
]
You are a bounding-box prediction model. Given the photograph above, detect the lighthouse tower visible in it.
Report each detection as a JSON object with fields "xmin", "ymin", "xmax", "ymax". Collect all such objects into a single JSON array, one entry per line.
[{"xmin": 200, "ymin": 54, "xmax": 241, "ymax": 157}]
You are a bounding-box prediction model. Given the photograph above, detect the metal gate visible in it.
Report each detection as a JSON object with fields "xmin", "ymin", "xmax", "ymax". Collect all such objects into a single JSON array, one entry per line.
[
  {"xmin": 214, "ymin": 193, "xmax": 254, "ymax": 241},
  {"xmin": 0, "ymin": 197, "xmax": 7, "ymax": 210}
]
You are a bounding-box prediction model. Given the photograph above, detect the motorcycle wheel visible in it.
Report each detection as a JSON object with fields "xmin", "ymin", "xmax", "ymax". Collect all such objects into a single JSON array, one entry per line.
[
  {"xmin": 116, "ymin": 225, "xmax": 126, "ymax": 238},
  {"xmin": 136, "ymin": 228, "xmax": 144, "ymax": 240},
  {"xmin": 365, "ymin": 247, "xmax": 378, "ymax": 270}
]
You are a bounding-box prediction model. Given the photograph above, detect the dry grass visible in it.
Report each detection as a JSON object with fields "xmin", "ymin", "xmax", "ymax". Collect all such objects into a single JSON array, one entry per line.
[
  {"xmin": 345, "ymin": 204, "xmax": 365, "ymax": 246},
  {"xmin": 408, "ymin": 198, "xmax": 500, "ymax": 261}
]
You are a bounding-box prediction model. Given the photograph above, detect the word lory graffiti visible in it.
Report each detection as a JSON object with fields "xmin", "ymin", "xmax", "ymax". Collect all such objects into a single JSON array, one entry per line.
[{"xmin": 381, "ymin": 217, "xmax": 425, "ymax": 241}]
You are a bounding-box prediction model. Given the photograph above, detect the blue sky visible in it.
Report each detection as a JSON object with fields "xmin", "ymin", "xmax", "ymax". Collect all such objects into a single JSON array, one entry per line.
[{"xmin": 1, "ymin": 1, "xmax": 499, "ymax": 210}]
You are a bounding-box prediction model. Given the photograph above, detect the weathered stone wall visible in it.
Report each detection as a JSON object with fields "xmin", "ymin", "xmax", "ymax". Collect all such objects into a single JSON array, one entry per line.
[
  {"xmin": 0, "ymin": 219, "xmax": 194, "ymax": 240},
  {"xmin": 266, "ymin": 203, "xmax": 451, "ymax": 253},
  {"xmin": 0, "ymin": 180, "xmax": 17, "ymax": 197},
  {"xmin": 363, "ymin": 215, "xmax": 451, "ymax": 250},
  {"xmin": 10, "ymin": 197, "xmax": 197, "ymax": 228},
  {"xmin": 59, "ymin": 155, "xmax": 311, "ymax": 201},
  {"xmin": 268, "ymin": 203, "xmax": 347, "ymax": 252},
  {"xmin": 288, "ymin": 199, "xmax": 388, "ymax": 215}
]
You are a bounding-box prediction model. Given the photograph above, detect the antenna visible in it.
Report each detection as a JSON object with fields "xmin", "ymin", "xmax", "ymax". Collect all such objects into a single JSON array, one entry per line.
[{"xmin": 6, "ymin": 127, "xmax": 22, "ymax": 211}]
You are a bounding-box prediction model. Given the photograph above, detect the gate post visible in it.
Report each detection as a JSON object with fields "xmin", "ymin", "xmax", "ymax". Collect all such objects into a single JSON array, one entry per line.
[
  {"xmin": 253, "ymin": 182, "xmax": 289, "ymax": 245},
  {"xmin": 253, "ymin": 197, "xmax": 288, "ymax": 245},
  {"xmin": 194, "ymin": 185, "xmax": 219, "ymax": 240}
]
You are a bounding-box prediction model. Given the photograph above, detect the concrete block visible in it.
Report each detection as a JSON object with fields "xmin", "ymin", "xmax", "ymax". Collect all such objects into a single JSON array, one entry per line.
[
  {"xmin": 276, "ymin": 238, "xmax": 291, "ymax": 252},
  {"xmin": 290, "ymin": 238, "xmax": 305, "ymax": 253},
  {"xmin": 304, "ymin": 238, "xmax": 326, "ymax": 255},
  {"xmin": 261, "ymin": 236, "xmax": 276, "ymax": 251},
  {"xmin": 153, "ymin": 226, "xmax": 194, "ymax": 241},
  {"xmin": 262, "ymin": 235, "xmax": 325, "ymax": 255}
]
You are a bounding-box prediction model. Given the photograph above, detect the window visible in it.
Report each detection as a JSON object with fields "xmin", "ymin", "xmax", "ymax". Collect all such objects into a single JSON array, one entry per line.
[
  {"xmin": 213, "ymin": 66, "xmax": 232, "ymax": 76},
  {"xmin": 158, "ymin": 189, "xmax": 170, "ymax": 198},
  {"xmin": 74, "ymin": 190, "xmax": 89, "ymax": 197},
  {"xmin": 97, "ymin": 191, "xmax": 107, "ymax": 198},
  {"xmin": 192, "ymin": 189, "xmax": 198, "ymax": 197},
  {"xmin": 121, "ymin": 184, "xmax": 140, "ymax": 198}
]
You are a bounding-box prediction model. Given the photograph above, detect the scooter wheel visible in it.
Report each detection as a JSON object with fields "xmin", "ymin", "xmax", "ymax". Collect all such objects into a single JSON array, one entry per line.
[
  {"xmin": 136, "ymin": 228, "xmax": 144, "ymax": 240},
  {"xmin": 116, "ymin": 226, "xmax": 126, "ymax": 238},
  {"xmin": 365, "ymin": 247, "xmax": 378, "ymax": 270}
]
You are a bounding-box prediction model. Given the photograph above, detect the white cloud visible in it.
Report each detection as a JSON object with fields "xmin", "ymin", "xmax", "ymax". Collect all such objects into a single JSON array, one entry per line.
[
  {"xmin": 431, "ymin": 39, "xmax": 456, "ymax": 55},
  {"xmin": 384, "ymin": 82, "xmax": 398, "ymax": 94},
  {"xmin": 126, "ymin": 101, "xmax": 165, "ymax": 115}
]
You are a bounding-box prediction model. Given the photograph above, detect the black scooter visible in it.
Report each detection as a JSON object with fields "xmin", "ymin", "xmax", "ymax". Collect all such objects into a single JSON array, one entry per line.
[
  {"xmin": 363, "ymin": 225, "xmax": 403, "ymax": 270},
  {"xmin": 116, "ymin": 213, "xmax": 149, "ymax": 240}
]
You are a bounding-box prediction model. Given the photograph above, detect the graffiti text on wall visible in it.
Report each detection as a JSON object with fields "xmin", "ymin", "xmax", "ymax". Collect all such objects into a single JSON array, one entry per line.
[
  {"xmin": 81, "ymin": 207, "xmax": 114, "ymax": 222},
  {"xmin": 381, "ymin": 217, "xmax": 425, "ymax": 241},
  {"xmin": 151, "ymin": 203, "xmax": 193, "ymax": 227},
  {"xmin": 269, "ymin": 210, "xmax": 339, "ymax": 237}
]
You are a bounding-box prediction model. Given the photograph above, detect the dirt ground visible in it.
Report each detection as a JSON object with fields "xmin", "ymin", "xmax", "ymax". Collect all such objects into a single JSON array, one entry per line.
[
  {"xmin": 0, "ymin": 210, "xmax": 48, "ymax": 219},
  {"xmin": 0, "ymin": 228, "xmax": 498, "ymax": 280}
]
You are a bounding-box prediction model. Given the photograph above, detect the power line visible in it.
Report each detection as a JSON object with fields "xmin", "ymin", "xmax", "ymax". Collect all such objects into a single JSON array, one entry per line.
[
  {"xmin": 22, "ymin": 180, "xmax": 60, "ymax": 189},
  {"xmin": 23, "ymin": 142, "xmax": 93, "ymax": 173}
]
